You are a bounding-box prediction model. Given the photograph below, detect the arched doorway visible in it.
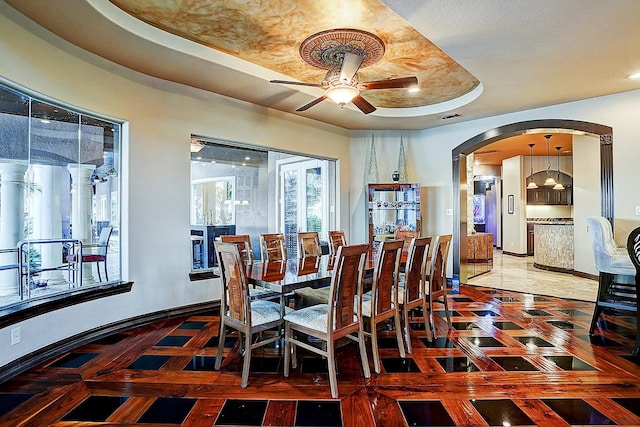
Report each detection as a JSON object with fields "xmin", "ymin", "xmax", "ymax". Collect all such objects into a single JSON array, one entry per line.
[{"xmin": 452, "ymin": 119, "xmax": 613, "ymax": 284}]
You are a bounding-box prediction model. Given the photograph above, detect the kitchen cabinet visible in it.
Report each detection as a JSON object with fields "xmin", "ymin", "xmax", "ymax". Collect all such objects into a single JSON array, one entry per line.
[
  {"xmin": 527, "ymin": 223, "xmax": 535, "ymax": 255},
  {"xmin": 526, "ymin": 186, "xmax": 572, "ymax": 205},
  {"xmin": 367, "ymin": 183, "xmax": 421, "ymax": 245}
]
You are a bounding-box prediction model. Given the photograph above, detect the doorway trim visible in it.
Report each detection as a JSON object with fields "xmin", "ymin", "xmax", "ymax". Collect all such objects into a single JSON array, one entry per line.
[{"xmin": 452, "ymin": 119, "xmax": 613, "ymax": 283}]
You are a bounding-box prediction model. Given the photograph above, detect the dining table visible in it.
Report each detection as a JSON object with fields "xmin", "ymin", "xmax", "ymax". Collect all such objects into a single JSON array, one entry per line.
[{"xmin": 245, "ymin": 251, "xmax": 406, "ymax": 312}]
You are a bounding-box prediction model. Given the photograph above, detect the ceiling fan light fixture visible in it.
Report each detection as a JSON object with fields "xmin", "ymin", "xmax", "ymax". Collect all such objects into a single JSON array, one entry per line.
[{"xmin": 325, "ymin": 84, "xmax": 359, "ymax": 107}]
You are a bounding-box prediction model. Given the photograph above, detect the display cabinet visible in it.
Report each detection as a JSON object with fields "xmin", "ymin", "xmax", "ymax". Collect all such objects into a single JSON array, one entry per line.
[{"xmin": 367, "ymin": 183, "xmax": 421, "ymax": 245}]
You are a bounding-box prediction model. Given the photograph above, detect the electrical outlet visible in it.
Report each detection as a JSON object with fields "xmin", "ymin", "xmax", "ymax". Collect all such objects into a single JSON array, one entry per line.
[
  {"xmin": 635, "ymin": 206, "xmax": 640, "ymax": 216},
  {"xmin": 11, "ymin": 327, "xmax": 20, "ymax": 345},
  {"xmin": 446, "ymin": 208, "xmax": 453, "ymax": 216}
]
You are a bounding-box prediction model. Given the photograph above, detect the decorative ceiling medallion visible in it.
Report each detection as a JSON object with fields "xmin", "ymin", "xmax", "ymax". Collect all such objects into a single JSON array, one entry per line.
[{"xmin": 299, "ymin": 28, "xmax": 385, "ymax": 70}]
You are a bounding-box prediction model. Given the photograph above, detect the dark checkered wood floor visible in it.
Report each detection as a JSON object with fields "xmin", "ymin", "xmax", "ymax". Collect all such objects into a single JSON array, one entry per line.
[{"xmin": 2, "ymin": 284, "xmax": 640, "ymax": 426}]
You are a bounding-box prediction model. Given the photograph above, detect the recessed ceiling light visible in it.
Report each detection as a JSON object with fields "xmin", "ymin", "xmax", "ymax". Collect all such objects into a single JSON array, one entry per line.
[
  {"xmin": 210, "ymin": 160, "xmax": 216, "ymax": 164},
  {"xmin": 408, "ymin": 87, "xmax": 420, "ymax": 93},
  {"xmin": 196, "ymin": 156, "xmax": 202, "ymax": 160},
  {"xmin": 629, "ymin": 72, "xmax": 640, "ymax": 79},
  {"xmin": 242, "ymin": 162, "xmax": 246, "ymax": 166},
  {"xmin": 40, "ymin": 119, "xmax": 50, "ymax": 124},
  {"xmin": 244, "ymin": 156, "xmax": 250, "ymax": 160}
]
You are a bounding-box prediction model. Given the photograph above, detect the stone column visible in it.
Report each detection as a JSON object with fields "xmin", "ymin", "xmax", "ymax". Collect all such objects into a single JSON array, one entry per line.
[
  {"xmin": 67, "ymin": 164, "xmax": 96, "ymax": 285},
  {"xmin": 0, "ymin": 160, "xmax": 28, "ymax": 296},
  {"xmin": 31, "ymin": 165, "xmax": 65, "ymax": 285}
]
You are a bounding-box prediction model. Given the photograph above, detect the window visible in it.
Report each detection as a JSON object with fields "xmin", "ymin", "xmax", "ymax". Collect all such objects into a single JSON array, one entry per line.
[
  {"xmin": 189, "ymin": 137, "xmax": 336, "ymax": 268},
  {"xmin": 0, "ymin": 80, "xmax": 122, "ymax": 308}
]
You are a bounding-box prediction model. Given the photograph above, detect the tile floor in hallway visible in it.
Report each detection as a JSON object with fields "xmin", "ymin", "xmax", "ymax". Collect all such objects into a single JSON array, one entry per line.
[
  {"xmin": 467, "ymin": 250, "xmax": 598, "ymax": 302},
  {"xmin": 2, "ymin": 282, "xmax": 640, "ymax": 426}
]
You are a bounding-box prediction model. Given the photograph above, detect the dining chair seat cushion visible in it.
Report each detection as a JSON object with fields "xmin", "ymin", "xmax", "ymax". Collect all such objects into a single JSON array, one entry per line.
[
  {"xmin": 284, "ymin": 304, "xmax": 357, "ymax": 333},
  {"xmin": 249, "ymin": 287, "xmax": 277, "ymax": 298},
  {"xmin": 237, "ymin": 300, "xmax": 291, "ymax": 326},
  {"xmin": 67, "ymin": 254, "xmax": 105, "ymax": 262}
]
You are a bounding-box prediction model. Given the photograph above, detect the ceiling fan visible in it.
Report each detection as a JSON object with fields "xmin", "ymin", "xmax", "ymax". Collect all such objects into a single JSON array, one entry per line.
[{"xmin": 270, "ymin": 29, "xmax": 418, "ymax": 115}]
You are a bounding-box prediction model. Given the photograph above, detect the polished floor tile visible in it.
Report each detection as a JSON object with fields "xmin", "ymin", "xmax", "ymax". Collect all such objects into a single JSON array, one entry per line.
[
  {"xmin": 578, "ymin": 334, "xmax": 623, "ymax": 347},
  {"xmin": 492, "ymin": 321, "xmax": 523, "ymax": 330},
  {"xmin": 381, "ymin": 357, "xmax": 421, "ymax": 373},
  {"xmin": 524, "ymin": 309, "xmax": 551, "ymax": 316},
  {"xmin": 474, "ymin": 310, "xmax": 499, "ymax": 317},
  {"xmin": 452, "ymin": 321, "xmax": 480, "ymax": 330},
  {"xmin": 613, "ymin": 397, "xmax": 640, "ymax": 417},
  {"xmin": 466, "ymin": 336, "xmax": 505, "ymax": 347},
  {"xmin": 137, "ymin": 397, "xmax": 196, "ymax": 424},
  {"xmin": 183, "ymin": 355, "xmax": 218, "ymax": 371},
  {"xmin": 399, "ymin": 400, "xmax": 456, "ymax": 426},
  {"xmin": 544, "ymin": 356, "xmax": 597, "ymax": 371},
  {"xmin": 471, "ymin": 399, "xmax": 534, "ymax": 426},
  {"xmin": 90, "ymin": 333, "xmax": 128, "ymax": 345},
  {"xmin": 542, "ymin": 398, "xmax": 612, "ymax": 425},
  {"xmin": 437, "ymin": 357, "xmax": 480, "ymax": 372},
  {"xmin": 491, "ymin": 356, "xmax": 539, "ymax": 371},
  {"xmin": 215, "ymin": 399, "xmax": 267, "ymax": 426},
  {"xmin": 177, "ymin": 320, "xmax": 208, "ymax": 330},
  {"xmin": 155, "ymin": 335, "xmax": 191, "ymax": 346},
  {"xmin": 0, "ymin": 393, "xmax": 33, "ymax": 417},
  {"xmin": 49, "ymin": 352, "xmax": 98, "ymax": 368},
  {"xmin": 61, "ymin": 395, "xmax": 128, "ymax": 421},
  {"xmin": 421, "ymin": 337, "xmax": 456, "ymax": 348},
  {"xmin": 127, "ymin": 355, "xmax": 171, "ymax": 370},
  {"xmin": 515, "ymin": 336, "xmax": 554, "ymax": 348},
  {"xmin": 295, "ymin": 400, "xmax": 342, "ymax": 427},
  {"xmin": 204, "ymin": 335, "xmax": 237, "ymax": 348}
]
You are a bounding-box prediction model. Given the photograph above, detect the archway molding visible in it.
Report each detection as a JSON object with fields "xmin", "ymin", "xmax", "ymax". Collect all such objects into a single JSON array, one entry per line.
[{"xmin": 451, "ymin": 119, "xmax": 613, "ymax": 283}]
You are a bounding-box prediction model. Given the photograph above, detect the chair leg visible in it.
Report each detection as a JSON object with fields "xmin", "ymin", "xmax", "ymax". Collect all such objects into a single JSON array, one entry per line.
[
  {"xmin": 441, "ymin": 292, "xmax": 452, "ymax": 330},
  {"xmin": 634, "ymin": 277, "xmax": 640, "ymax": 358},
  {"xmin": 394, "ymin": 312, "xmax": 406, "ymax": 359},
  {"xmin": 96, "ymin": 261, "xmax": 102, "ymax": 282},
  {"xmin": 214, "ymin": 321, "xmax": 226, "ymax": 370},
  {"xmin": 103, "ymin": 258, "xmax": 108, "ymax": 281},
  {"xmin": 370, "ymin": 320, "xmax": 381, "ymax": 374},
  {"xmin": 284, "ymin": 322, "xmax": 291, "ymax": 377},
  {"xmin": 590, "ymin": 272, "xmax": 612, "ymax": 334},
  {"xmin": 429, "ymin": 295, "xmax": 438, "ymax": 340},
  {"xmin": 357, "ymin": 325, "xmax": 371, "ymax": 379},
  {"xmin": 241, "ymin": 331, "xmax": 252, "ymax": 388},
  {"xmin": 402, "ymin": 305, "xmax": 412, "ymax": 354},
  {"xmin": 422, "ymin": 300, "xmax": 432, "ymax": 342},
  {"xmin": 326, "ymin": 338, "xmax": 338, "ymax": 398}
]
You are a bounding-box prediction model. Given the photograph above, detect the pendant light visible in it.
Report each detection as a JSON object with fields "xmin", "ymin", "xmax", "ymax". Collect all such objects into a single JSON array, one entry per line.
[
  {"xmin": 543, "ymin": 134, "xmax": 557, "ymax": 186},
  {"xmin": 526, "ymin": 143, "xmax": 538, "ymax": 189},
  {"xmin": 553, "ymin": 146, "xmax": 565, "ymax": 190}
]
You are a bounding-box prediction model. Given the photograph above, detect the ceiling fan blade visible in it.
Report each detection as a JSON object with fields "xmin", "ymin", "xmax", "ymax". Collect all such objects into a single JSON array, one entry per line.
[
  {"xmin": 296, "ymin": 95, "xmax": 327, "ymax": 112},
  {"xmin": 339, "ymin": 52, "xmax": 364, "ymax": 83},
  {"xmin": 360, "ymin": 76, "xmax": 418, "ymax": 90},
  {"xmin": 352, "ymin": 95, "xmax": 376, "ymax": 114},
  {"xmin": 270, "ymin": 79, "xmax": 323, "ymax": 88}
]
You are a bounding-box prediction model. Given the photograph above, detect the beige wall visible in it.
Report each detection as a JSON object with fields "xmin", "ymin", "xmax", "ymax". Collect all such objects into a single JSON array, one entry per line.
[{"xmin": 0, "ymin": 9, "xmax": 350, "ymax": 367}]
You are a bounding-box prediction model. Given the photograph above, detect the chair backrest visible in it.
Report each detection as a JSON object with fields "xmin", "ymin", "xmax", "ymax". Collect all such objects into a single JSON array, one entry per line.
[
  {"xmin": 298, "ymin": 231, "xmax": 321, "ymax": 257},
  {"xmin": 215, "ymin": 242, "xmax": 250, "ymax": 325},
  {"xmin": 259, "ymin": 233, "xmax": 287, "ymax": 261},
  {"xmin": 403, "ymin": 236, "xmax": 432, "ymax": 304},
  {"xmin": 221, "ymin": 234, "xmax": 254, "ymax": 265},
  {"xmin": 429, "ymin": 235, "xmax": 452, "ymax": 295},
  {"xmin": 371, "ymin": 239, "xmax": 404, "ymax": 316},
  {"xmin": 327, "ymin": 243, "xmax": 369, "ymax": 334},
  {"xmin": 587, "ymin": 216, "xmax": 619, "ymax": 270},
  {"xmin": 627, "ymin": 226, "xmax": 640, "ymax": 274},
  {"xmin": 96, "ymin": 227, "xmax": 113, "ymax": 256},
  {"xmin": 395, "ymin": 230, "xmax": 419, "ymax": 253},
  {"xmin": 327, "ymin": 230, "xmax": 347, "ymax": 255}
]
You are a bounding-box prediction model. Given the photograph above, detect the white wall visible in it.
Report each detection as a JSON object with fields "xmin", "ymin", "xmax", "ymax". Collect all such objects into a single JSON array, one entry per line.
[
  {"xmin": 0, "ymin": 10, "xmax": 350, "ymax": 366},
  {"xmin": 349, "ymin": 93, "xmax": 640, "ymax": 276},
  {"xmin": 502, "ymin": 156, "xmax": 527, "ymax": 254},
  {"xmin": 573, "ymin": 134, "xmax": 602, "ymax": 275}
]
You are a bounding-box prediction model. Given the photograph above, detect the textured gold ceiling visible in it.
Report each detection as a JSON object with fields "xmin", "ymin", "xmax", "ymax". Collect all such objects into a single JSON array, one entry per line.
[{"xmin": 109, "ymin": 0, "xmax": 480, "ymax": 109}]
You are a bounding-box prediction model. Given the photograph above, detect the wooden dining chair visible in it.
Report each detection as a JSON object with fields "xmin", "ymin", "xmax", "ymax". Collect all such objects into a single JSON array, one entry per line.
[
  {"xmin": 327, "ymin": 230, "xmax": 347, "ymax": 255},
  {"xmin": 398, "ymin": 236, "xmax": 432, "ymax": 353},
  {"xmin": 213, "ymin": 242, "xmax": 290, "ymax": 388},
  {"xmin": 297, "ymin": 231, "xmax": 322, "ymax": 257},
  {"xmin": 425, "ymin": 234, "xmax": 453, "ymax": 341},
  {"xmin": 220, "ymin": 234, "xmax": 254, "ymax": 265},
  {"xmin": 395, "ymin": 230, "xmax": 419, "ymax": 254},
  {"xmin": 259, "ymin": 233, "xmax": 287, "ymax": 261},
  {"xmin": 362, "ymin": 239, "xmax": 405, "ymax": 373},
  {"xmin": 283, "ymin": 243, "xmax": 371, "ymax": 399}
]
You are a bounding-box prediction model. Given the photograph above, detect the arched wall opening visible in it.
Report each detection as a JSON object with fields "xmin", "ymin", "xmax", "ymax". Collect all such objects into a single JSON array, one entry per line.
[{"xmin": 451, "ymin": 119, "xmax": 613, "ymax": 284}]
